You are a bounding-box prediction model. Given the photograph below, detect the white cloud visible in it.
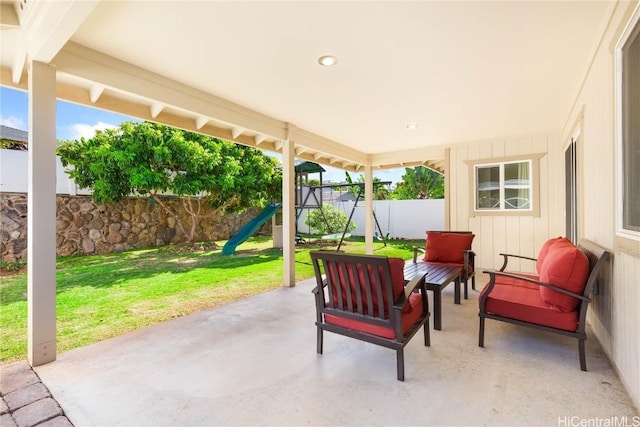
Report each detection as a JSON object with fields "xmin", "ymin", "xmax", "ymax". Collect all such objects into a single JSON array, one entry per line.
[
  {"xmin": 68, "ymin": 121, "xmax": 118, "ymax": 140},
  {"xmin": 0, "ymin": 115, "xmax": 26, "ymax": 130}
]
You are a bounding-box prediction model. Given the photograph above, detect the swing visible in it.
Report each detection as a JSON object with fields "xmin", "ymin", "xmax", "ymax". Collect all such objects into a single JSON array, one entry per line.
[{"xmin": 374, "ymin": 196, "xmax": 391, "ymax": 241}]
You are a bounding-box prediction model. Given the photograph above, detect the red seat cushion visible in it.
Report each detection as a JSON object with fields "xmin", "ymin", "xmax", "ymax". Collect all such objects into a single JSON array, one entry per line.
[
  {"xmin": 423, "ymin": 232, "xmax": 474, "ymax": 264},
  {"xmin": 325, "ymin": 292, "xmax": 424, "ymax": 339},
  {"xmin": 538, "ymin": 243, "xmax": 589, "ymax": 312},
  {"xmin": 492, "ymin": 273, "xmax": 540, "ymax": 291},
  {"xmin": 480, "ymin": 279, "xmax": 579, "ymax": 331}
]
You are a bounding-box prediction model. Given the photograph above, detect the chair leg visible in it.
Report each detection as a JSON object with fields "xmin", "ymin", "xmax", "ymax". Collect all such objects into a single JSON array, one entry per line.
[
  {"xmin": 472, "ymin": 275, "xmax": 476, "ymax": 291},
  {"xmin": 579, "ymin": 338, "xmax": 587, "ymax": 371},
  {"xmin": 479, "ymin": 317, "xmax": 485, "ymax": 347},
  {"xmin": 463, "ymin": 277, "xmax": 468, "ymax": 300},
  {"xmin": 423, "ymin": 319, "xmax": 431, "ymax": 347},
  {"xmin": 396, "ymin": 349, "xmax": 405, "ymax": 381},
  {"xmin": 317, "ymin": 327, "xmax": 323, "ymax": 354}
]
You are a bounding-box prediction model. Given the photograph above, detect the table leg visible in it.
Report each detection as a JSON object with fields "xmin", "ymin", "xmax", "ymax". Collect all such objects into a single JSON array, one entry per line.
[
  {"xmin": 454, "ymin": 276, "xmax": 461, "ymax": 305},
  {"xmin": 433, "ymin": 289, "xmax": 442, "ymax": 330}
]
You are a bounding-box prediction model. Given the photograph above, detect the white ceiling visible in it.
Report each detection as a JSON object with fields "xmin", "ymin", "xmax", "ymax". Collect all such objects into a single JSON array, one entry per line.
[{"xmin": 0, "ymin": 0, "xmax": 614, "ymax": 171}]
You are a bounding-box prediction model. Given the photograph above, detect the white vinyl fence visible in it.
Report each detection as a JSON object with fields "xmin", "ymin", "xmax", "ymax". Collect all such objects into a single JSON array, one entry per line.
[
  {"xmin": 297, "ymin": 199, "xmax": 444, "ymax": 240},
  {"xmin": 0, "ymin": 149, "xmax": 91, "ymax": 195}
]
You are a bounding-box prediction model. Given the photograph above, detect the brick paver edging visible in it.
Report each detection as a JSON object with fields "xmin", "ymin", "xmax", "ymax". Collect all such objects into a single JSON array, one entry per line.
[{"xmin": 0, "ymin": 362, "xmax": 72, "ymax": 427}]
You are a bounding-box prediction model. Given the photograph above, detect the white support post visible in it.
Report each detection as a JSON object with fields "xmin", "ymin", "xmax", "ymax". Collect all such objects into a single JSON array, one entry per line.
[
  {"xmin": 282, "ymin": 139, "xmax": 296, "ymax": 287},
  {"xmin": 364, "ymin": 164, "xmax": 374, "ymax": 254},
  {"xmin": 27, "ymin": 61, "xmax": 57, "ymax": 366},
  {"xmin": 444, "ymin": 148, "xmax": 451, "ymax": 230}
]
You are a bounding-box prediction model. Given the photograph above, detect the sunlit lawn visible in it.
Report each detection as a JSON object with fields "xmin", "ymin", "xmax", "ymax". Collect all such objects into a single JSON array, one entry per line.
[{"xmin": 0, "ymin": 236, "xmax": 421, "ymax": 365}]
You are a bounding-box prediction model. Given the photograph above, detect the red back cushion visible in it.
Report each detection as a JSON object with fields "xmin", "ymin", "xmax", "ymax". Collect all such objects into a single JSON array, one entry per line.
[
  {"xmin": 387, "ymin": 258, "xmax": 406, "ymax": 302},
  {"xmin": 327, "ymin": 257, "xmax": 406, "ymax": 317},
  {"xmin": 539, "ymin": 243, "xmax": 589, "ymax": 312},
  {"xmin": 536, "ymin": 237, "xmax": 571, "ymax": 273},
  {"xmin": 424, "ymin": 232, "xmax": 474, "ymax": 264}
]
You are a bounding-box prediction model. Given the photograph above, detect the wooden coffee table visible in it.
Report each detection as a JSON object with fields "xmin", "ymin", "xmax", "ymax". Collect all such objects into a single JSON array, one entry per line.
[{"xmin": 404, "ymin": 262, "xmax": 462, "ymax": 330}]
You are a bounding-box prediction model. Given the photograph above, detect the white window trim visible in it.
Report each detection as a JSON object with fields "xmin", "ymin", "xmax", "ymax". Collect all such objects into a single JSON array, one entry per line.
[
  {"xmin": 474, "ymin": 160, "xmax": 533, "ymax": 212},
  {"xmin": 615, "ymin": 3, "xmax": 640, "ymax": 241},
  {"xmin": 465, "ymin": 153, "xmax": 543, "ymax": 218}
]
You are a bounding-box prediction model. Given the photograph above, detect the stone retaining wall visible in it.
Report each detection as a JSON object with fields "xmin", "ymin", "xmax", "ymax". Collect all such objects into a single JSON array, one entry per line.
[{"xmin": 1, "ymin": 193, "xmax": 268, "ymax": 262}]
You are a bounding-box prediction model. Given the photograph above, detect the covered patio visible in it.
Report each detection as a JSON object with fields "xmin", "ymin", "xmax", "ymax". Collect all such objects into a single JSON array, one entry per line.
[
  {"xmin": 1, "ymin": 0, "xmax": 639, "ymax": 420},
  {"xmin": 34, "ymin": 276, "xmax": 637, "ymax": 425}
]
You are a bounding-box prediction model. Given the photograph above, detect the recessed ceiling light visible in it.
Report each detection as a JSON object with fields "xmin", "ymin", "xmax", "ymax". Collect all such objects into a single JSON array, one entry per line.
[
  {"xmin": 318, "ymin": 55, "xmax": 338, "ymax": 66},
  {"xmin": 406, "ymin": 123, "xmax": 418, "ymax": 130}
]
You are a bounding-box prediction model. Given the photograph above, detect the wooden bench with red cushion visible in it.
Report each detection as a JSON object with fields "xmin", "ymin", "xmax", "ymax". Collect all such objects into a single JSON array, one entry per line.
[
  {"xmin": 478, "ymin": 238, "xmax": 610, "ymax": 371},
  {"xmin": 311, "ymin": 251, "xmax": 430, "ymax": 381}
]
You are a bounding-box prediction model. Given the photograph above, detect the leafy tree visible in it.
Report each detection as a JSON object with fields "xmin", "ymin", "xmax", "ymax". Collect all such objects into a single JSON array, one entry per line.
[
  {"xmin": 1, "ymin": 138, "xmax": 27, "ymax": 150},
  {"xmin": 57, "ymin": 121, "xmax": 281, "ymax": 245},
  {"xmin": 304, "ymin": 204, "xmax": 356, "ymax": 235},
  {"xmin": 393, "ymin": 166, "xmax": 444, "ymax": 199}
]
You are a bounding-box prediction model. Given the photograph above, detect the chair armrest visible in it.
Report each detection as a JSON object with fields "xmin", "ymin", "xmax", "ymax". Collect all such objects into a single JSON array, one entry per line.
[
  {"xmin": 498, "ymin": 253, "xmax": 537, "ymax": 272},
  {"xmin": 394, "ymin": 273, "xmax": 426, "ymax": 309},
  {"xmin": 480, "ymin": 269, "xmax": 589, "ymax": 302},
  {"xmin": 413, "ymin": 247, "xmax": 425, "ymax": 263},
  {"xmin": 463, "ymin": 250, "xmax": 476, "ymax": 273},
  {"xmin": 311, "ymin": 276, "xmax": 328, "ymax": 295}
]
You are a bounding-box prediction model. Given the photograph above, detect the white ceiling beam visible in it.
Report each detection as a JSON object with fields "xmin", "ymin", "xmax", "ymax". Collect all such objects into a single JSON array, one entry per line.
[
  {"xmin": 295, "ymin": 147, "xmax": 309, "ymax": 156},
  {"xmin": 274, "ymin": 141, "xmax": 283, "ymax": 151},
  {"xmin": 150, "ymin": 102, "xmax": 164, "ymax": 119},
  {"xmin": 89, "ymin": 85, "xmax": 104, "ymax": 103},
  {"xmin": 11, "ymin": 1, "xmax": 100, "ymax": 84},
  {"xmin": 195, "ymin": 116, "xmax": 209, "ymax": 130},
  {"xmin": 53, "ymin": 42, "xmax": 289, "ymax": 142},
  {"xmin": 11, "ymin": 40, "xmax": 27, "ymax": 84},
  {"xmin": 287, "ymin": 124, "xmax": 368, "ymax": 166},
  {"xmin": 55, "ymin": 79, "xmax": 268, "ymax": 151},
  {"xmin": 0, "ymin": 67, "xmax": 27, "ymax": 90},
  {"xmin": 370, "ymin": 146, "xmax": 445, "ymax": 169},
  {"xmin": 231, "ymin": 127, "xmax": 245, "ymax": 140},
  {"xmin": 254, "ymin": 134, "xmax": 267, "ymax": 145}
]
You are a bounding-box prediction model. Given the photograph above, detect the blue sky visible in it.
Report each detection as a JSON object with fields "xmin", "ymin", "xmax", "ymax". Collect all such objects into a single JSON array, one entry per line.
[{"xmin": 0, "ymin": 86, "xmax": 406, "ymax": 184}]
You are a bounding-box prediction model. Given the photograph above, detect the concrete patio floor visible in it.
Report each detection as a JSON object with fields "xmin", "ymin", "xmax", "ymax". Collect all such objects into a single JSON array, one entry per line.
[{"xmin": 35, "ymin": 274, "xmax": 638, "ymax": 426}]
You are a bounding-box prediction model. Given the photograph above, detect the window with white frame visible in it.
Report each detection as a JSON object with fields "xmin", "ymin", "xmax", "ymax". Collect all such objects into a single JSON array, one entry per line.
[
  {"xmin": 475, "ymin": 160, "xmax": 532, "ymax": 212},
  {"xmin": 617, "ymin": 5, "xmax": 640, "ymax": 239}
]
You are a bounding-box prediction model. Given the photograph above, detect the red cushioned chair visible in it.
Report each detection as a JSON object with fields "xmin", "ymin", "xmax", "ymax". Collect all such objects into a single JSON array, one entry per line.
[
  {"xmin": 413, "ymin": 231, "xmax": 476, "ymax": 298},
  {"xmin": 311, "ymin": 251, "xmax": 430, "ymax": 381},
  {"xmin": 478, "ymin": 238, "xmax": 610, "ymax": 371}
]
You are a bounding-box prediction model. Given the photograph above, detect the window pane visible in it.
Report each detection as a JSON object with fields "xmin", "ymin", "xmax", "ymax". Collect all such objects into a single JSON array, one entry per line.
[
  {"xmin": 504, "ymin": 161, "xmax": 531, "ymax": 210},
  {"xmin": 504, "ymin": 161, "xmax": 530, "ymax": 187},
  {"xmin": 477, "ymin": 166, "xmax": 499, "ymax": 209},
  {"xmin": 623, "ymin": 22, "xmax": 640, "ymax": 231},
  {"xmin": 505, "ymin": 188, "xmax": 530, "ymax": 209}
]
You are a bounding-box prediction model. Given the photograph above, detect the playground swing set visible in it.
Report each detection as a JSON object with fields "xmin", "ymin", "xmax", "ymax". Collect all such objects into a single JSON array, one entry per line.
[
  {"xmin": 222, "ymin": 161, "xmax": 391, "ymax": 255},
  {"xmin": 294, "ymin": 161, "xmax": 391, "ymax": 251},
  {"xmin": 296, "ymin": 181, "xmax": 391, "ymax": 251}
]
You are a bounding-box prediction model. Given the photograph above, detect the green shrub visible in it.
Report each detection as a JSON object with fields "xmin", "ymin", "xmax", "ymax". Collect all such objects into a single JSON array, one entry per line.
[{"xmin": 304, "ymin": 204, "xmax": 356, "ymax": 235}]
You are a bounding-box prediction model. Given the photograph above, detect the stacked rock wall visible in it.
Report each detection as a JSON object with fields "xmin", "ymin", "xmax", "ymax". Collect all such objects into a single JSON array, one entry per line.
[{"xmin": 1, "ymin": 193, "xmax": 268, "ymax": 262}]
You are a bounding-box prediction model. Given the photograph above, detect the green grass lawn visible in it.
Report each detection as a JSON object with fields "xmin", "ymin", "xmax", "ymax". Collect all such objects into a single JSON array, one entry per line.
[{"xmin": 0, "ymin": 236, "xmax": 422, "ymax": 365}]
